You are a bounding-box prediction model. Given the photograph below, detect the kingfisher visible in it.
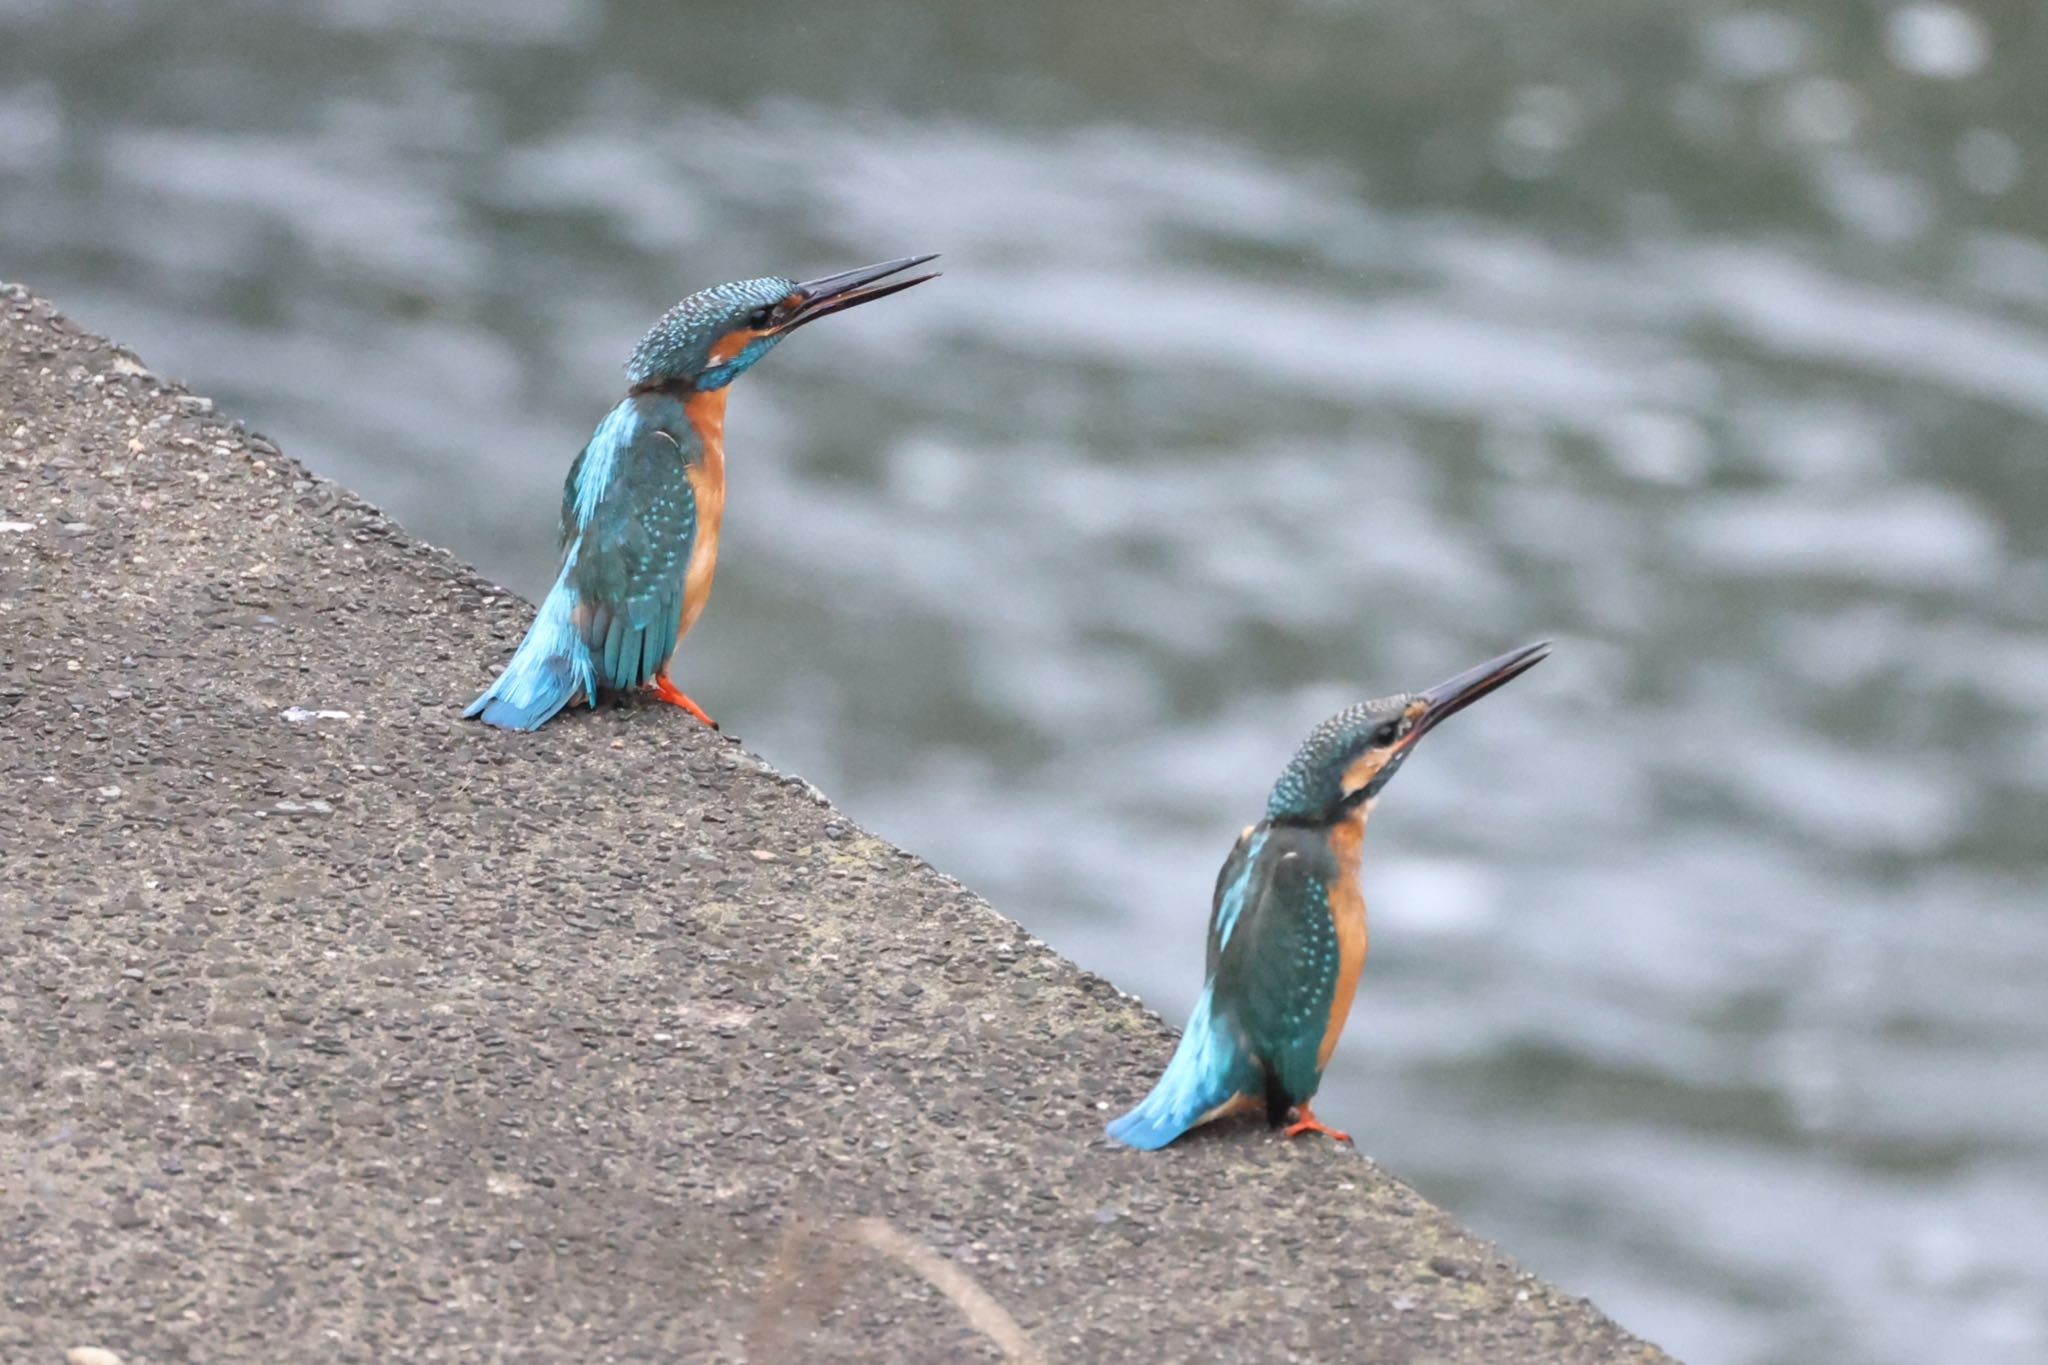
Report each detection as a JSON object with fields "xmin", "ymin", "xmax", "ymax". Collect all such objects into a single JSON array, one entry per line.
[
  {"xmin": 1105, "ymin": 642, "xmax": 1551, "ymax": 1150},
  {"xmin": 465, "ymin": 255, "xmax": 939, "ymax": 731}
]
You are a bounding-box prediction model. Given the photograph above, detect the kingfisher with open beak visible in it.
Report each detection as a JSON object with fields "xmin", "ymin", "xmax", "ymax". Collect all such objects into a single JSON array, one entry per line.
[
  {"xmin": 466, "ymin": 255, "xmax": 939, "ymax": 731},
  {"xmin": 1106, "ymin": 643, "xmax": 1551, "ymax": 1150}
]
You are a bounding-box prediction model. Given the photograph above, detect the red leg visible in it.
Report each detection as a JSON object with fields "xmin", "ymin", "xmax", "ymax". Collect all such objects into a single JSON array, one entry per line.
[
  {"xmin": 1281, "ymin": 1104, "xmax": 1352, "ymax": 1144},
  {"xmin": 650, "ymin": 672, "xmax": 718, "ymax": 729}
]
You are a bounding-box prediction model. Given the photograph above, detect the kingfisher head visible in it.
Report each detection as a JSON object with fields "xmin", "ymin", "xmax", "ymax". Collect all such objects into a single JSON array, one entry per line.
[
  {"xmin": 626, "ymin": 254, "xmax": 939, "ymax": 393},
  {"xmin": 1265, "ymin": 642, "xmax": 1550, "ymax": 825}
]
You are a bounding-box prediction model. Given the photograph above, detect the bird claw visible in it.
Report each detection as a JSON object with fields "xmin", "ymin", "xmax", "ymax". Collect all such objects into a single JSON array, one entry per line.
[
  {"xmin": 1281, "ymin": 1105, "xmax": 1352, "ymax": 1144},
  {"xmin": 650, "ymin": 674, "xmax": 718, "ymax": 729}
]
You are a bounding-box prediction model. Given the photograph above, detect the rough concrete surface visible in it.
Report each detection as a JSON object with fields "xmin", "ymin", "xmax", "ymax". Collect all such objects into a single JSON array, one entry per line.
[{"xmin": 0, "ymin": 286, "xmax": 1675, "ymax": 1363}]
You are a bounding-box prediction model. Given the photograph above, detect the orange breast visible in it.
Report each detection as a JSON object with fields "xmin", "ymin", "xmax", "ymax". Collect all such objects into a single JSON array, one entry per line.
[
  {"xmin": 677, "ymin": 389, "xmax": 729, "ymax": 644},
  {"xmin": 1315, "ymin": 814, "xmax": 1370, "ymax": 1069}
]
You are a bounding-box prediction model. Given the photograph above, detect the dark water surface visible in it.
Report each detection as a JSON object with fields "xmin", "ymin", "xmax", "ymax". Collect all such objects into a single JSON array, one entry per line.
[{"xmin": 7, "ymin": 2, "xmax": 2048, "ymax": 1360}]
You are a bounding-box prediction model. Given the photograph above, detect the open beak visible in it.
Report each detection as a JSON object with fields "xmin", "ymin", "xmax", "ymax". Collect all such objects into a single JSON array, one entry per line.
[
  {"xmin": 1400, "ymin": 641, "xmax": 1551, "ymax": 749},
  {"xmin": 779, "ymin": 254, "xmax": 940, "ymax": 332}
]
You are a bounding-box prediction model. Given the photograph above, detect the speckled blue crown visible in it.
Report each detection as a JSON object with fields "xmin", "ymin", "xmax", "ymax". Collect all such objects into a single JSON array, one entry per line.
[
  {"xmin": 626, "ymin": 276, "xmax": 796, "ymax": 386},
  {"xmin": 1265, "ymin": 694, "xmax": 1414, "ymax": 821}
]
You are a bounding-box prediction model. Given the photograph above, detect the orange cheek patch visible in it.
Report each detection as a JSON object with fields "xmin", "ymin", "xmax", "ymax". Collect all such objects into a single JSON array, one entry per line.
[
  {"xmin": 706, "ymin": 327, "xmax": 769, "ymax": 365},
  {"xmin": 1339, "ymin": 751, "xmax": 1383, "ymax": 797}
]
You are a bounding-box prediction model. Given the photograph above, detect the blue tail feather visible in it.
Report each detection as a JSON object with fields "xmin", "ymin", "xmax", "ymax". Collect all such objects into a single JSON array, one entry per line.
[
  {"xmin": 1106, "ymin": 988, "xmax": 1260, "ymax": 1150},
  {"xmin": 465, "ymin": 565, "xmax": 599, "ymax": 732}
]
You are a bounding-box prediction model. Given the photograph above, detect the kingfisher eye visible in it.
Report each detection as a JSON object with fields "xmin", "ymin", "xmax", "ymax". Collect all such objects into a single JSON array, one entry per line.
[
  {"xmin": 1374, "ymin": 721, "xmax": 1401, "ymax": 746},
  {"xmin": 746, "ymin": 306, "xmax": 774, "ymax": 329}
]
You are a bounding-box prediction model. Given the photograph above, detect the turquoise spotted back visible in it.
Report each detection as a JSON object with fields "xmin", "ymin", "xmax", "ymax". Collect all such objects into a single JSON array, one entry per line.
[
  {"xmin": 558, "ymin": 392, "xmax": 702, "ymax": 691},
  {"xmin": 1207, "ymin": 823, "xmax": 1344, "ymax": 1104}
]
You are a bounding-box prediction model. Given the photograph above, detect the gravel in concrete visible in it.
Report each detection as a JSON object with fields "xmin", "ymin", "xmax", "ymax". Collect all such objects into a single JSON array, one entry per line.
[{"xmin": 0, "ymin": 285, "xmax": 1676, "ymax": 1363}]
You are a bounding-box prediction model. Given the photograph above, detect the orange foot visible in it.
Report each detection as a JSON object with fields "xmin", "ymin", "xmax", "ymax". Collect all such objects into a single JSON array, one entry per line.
[
  {"xmin": 1281, "ymin": 1104, "xmax": 1352, "ymax": 1144},
  {"xmin": 650, "ymin": 673, "xmax": 718, "ymax": 729}
]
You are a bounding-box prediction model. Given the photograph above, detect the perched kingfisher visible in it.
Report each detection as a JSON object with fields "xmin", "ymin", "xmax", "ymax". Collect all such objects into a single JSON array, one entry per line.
[
  {"xmin": 465, "ymin": 255, "xmax": 939, "ymax": 731},
  {"xmin": 1105, "ymin": 642, "xmax": 1551, "ymax": 1150}
]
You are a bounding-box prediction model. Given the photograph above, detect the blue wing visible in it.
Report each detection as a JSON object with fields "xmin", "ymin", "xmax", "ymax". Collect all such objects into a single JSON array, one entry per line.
[
  {"xmin": 559, "ymin": 396, "xmax": 698, "ymax": 693},
  {"xmin": 1206, "ymin": 824, "xmax": 1265, "ymax": 974},
  {"xmin": 1105, "ymin": 823, "xmax": 1277, "ymax": 1149},
  {"xmin": 1107, "ymin": 823, "xmax": 1346, "ymax": 1148},
  {"xmin": 1207, "ymin": 825, "xmax": 1340, "ymax": 1107}
]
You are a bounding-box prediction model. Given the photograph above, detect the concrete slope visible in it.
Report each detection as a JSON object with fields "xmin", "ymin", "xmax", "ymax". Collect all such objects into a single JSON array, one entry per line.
[{"xmin": 0, "ymin": 285, "xmax": 1673, "ymax": 1364}]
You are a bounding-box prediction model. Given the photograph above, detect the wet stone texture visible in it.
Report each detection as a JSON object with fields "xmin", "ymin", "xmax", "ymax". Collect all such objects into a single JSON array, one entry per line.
[{"xmin": 0, "ymin": 286, "xmax": 1675, "ymax": 1364}]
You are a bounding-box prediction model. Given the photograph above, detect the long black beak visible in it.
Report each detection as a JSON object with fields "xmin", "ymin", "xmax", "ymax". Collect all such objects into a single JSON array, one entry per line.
[
  {"xmin": 781, "ymin": 254, "xmax": 940, "ymax": 332},
  {"xmin": 1401, "ymin": 641, "xmax": 1551, "ymax": 747}
]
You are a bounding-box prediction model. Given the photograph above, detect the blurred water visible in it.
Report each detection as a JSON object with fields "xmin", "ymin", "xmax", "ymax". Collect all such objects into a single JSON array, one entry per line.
[{"xmin": 7, "ymin": 2, "xmax": 2048, "ymax": 1361}]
